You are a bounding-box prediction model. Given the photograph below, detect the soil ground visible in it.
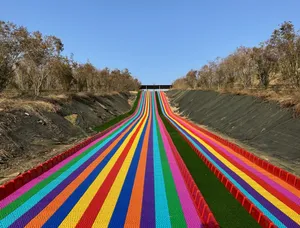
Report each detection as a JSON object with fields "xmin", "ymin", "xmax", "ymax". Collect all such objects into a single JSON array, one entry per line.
[
  {"xmin": 167, "ymin": 90, "xmax": 300, "ymax": 176},
  {"xmin": 0, "ymin": 92, "xmax": 135, "ymax": 184}
]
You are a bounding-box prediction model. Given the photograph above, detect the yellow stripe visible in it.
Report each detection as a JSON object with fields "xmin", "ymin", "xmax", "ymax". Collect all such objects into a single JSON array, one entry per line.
[
  {"xmin": 59, "ymin": 93, "xmax": 149, "ymax": 228},
  {"xmin": 160, "ymin": 93, "xmax": 300, "ymax": 224},
  {"xmin": 92, "ymin": 92, "xmax": 150, "ymax": 227}
]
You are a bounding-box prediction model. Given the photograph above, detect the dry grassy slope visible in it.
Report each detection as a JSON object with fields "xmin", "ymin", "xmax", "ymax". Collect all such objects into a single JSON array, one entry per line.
[
  {"xmin": 167, "ymin": 90, "xmax": 300, "ymax": 176},
  {"xmin": 0, "ymin": 92, "xmax": 134, "ymax": 182}
]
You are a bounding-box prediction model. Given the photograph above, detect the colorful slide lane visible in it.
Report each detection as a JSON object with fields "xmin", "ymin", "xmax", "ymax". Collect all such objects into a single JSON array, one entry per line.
[
  {"xmin": 158, "ymin": 91, "xmax": 300, "ymax": 228},
  {"xmin": 0, "ymin": 91, "xmax": 203, "ymax": 228}
]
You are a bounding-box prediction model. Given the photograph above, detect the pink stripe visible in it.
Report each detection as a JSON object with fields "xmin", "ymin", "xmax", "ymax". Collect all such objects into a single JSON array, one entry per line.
[{"xmin": 156, "ymin": 106, "xmax": 202, "ymax": 227}]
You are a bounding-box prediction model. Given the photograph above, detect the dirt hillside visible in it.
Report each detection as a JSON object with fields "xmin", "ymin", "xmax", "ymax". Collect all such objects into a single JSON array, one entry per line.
[
  {"xmin": 0, "ymin": 92, "xmax": 134, "ymax": 183},
  {"xmin": 167, "ymin": 90, "xmax": 300, "ymax": 176}
]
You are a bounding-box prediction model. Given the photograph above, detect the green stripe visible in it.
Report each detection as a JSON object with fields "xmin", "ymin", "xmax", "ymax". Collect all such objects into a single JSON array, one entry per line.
[{"xmin": 154, "ymin": 101, "xmax": 187, "ymax": 228}]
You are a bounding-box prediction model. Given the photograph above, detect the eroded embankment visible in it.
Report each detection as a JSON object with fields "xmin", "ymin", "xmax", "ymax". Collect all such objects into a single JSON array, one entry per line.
[
  {"xmin": 0, "ymin": 92, "xmax": 134, "ymax": 182},
  {"xmin": 167, "ymin": 90, "xmax": 300, "ymax": 175}
]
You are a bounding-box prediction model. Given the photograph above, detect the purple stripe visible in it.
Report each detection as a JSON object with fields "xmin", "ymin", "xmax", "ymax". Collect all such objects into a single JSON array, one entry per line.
[
  {"xmin": 141, "ymin": 114, "xmax": 155, "ymax": 228},
  {"xmin": 179, "ymin": 125, "xmax": 298, "ymax": 228}
]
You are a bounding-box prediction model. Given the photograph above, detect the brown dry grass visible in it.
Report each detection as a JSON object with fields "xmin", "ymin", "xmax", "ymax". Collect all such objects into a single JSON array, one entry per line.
[
  {"xmin": 294, "ymin": 103, "xmax": 300, "ymax": 117},
  {"xmin": 0, "ymin": 98, "xmax": 57, "ymax": 112},
  {"xmin": 0, "ymin": 90, "xmax": 135, "ymax": 113},
  {"xmin": 44, "ymin": 94, "xmax": 69, "ymax": 100},
  {"xmin": 182, "ymin": 86, "xmax": 300, "ymax": 116},
  {"xmin": 64, "ymin": 114, "xmax": 78, "ymax": 125},
  {"xmin": 213, "ymin": 87, "xmax": 300, "ymax": 117}
]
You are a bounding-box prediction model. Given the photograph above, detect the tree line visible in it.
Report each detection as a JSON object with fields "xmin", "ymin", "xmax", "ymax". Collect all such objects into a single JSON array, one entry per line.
[
  {"xmin": 0, "ymin": 21, "xmax": 141, "ymax": 96},
  {"xmin": 173, "ymin": 21, "xmax": 300, "ymax": 91}
]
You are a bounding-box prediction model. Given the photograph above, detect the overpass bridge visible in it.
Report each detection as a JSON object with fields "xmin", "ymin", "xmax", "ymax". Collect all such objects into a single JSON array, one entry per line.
[{"xmin": 140, "ymin": 84, "xmax": 172, "ymax": 90}]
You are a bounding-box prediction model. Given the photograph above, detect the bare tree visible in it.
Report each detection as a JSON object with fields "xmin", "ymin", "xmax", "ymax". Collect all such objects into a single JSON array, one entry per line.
[
  {"xmin": 252, "ymin": 44, "xmax": 278, "ymax": 88},
  {"xmin": 197, "ymin": 64, "xmax": 214, "ymax": 88},
  {"xmin": 172, "ymin": 77, "xmax": 189, "ymax": 89},
  {"xmin": 233, "ymin": 47, "xmax": 256, "ymax": 88},
  {"xmin": 185, "ymin": 70, "xmax": 198, "ymax": 89},
  {"xmin": 21, "ymin": 33, "xmax": 64, "ymax": 95},
  {"xmin": 219, "ymin": 54, "xmax": 237, "ymax": 88},
  {"xmin": 0, "ymin": 21, "xmax": 27, "ymax": 91},
  {"xmin": 270, "ymin": 21, "xmax": 300, "ymax": 88},
  {"xmin": 49, "ymin": 56, "xmax": 74, "ymax": 91}
]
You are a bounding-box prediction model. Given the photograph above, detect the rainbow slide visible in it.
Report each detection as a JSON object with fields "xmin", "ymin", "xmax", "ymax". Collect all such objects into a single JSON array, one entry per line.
[
  {"xmin": 158, "ymin": 91, "xmax": 300, "ymax": 228},
  {"xmin": 1, "ymin": 90, "xmax": 298, "ymax": 228},
  {"xmin": 0, "ymin": 92, "xmax": 206, "ymax": 228}
]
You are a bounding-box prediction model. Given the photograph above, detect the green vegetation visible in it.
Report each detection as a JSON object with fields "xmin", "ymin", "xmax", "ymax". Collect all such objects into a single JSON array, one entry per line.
[
  {"xmin": 155, "ymin": 92, "xmax": 259, "ymax": 228},
  {"xmin": 94, "ymin": 91, "xmax": 141, "ymax": 132}
]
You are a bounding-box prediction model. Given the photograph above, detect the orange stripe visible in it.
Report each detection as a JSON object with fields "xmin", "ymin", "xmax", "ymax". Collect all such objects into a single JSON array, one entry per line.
[
  {"xmin": 25, "ymin": 113, "xmax": 141, "ymax": 228},
  {"xmin": 124, "ymin": 92, "xmax": 152, "ymax": 227}
]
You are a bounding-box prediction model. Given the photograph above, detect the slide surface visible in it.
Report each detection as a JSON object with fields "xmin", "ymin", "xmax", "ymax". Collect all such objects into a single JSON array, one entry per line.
[
  {"xmin": 0, "ymin": 91, "xmax": 202, "ymax": 228},
  {"xmin": 158, "ymin": 91, "xmax": 300, "ymax": 228}
]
